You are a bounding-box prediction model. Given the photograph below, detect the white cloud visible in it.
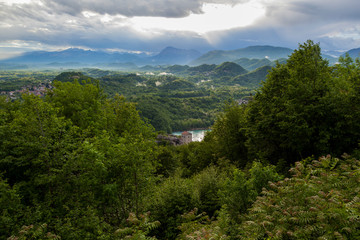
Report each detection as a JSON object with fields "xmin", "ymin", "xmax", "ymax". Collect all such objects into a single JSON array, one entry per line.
[
  {"xmin": 37, "ymin": 0, "xmax": 251, "ymax": 18},
  {"xmin": 1, "ymin": 0, "xmax": 360, "ymax": 57},
  {"xmin": 130, "ymin": 2, "xmax": 265, "ymax": 34},
  {"xmin": 0, "ymin": 0, "xmax": 35, "ymax": 5}
]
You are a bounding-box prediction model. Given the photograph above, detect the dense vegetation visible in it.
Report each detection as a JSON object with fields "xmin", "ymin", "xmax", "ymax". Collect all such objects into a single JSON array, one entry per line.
[
  {"xmin": 6, "ymin": 61, "xmax": 260, "ymax": 133},
  {"xmin": 1, "ymin": 41, "xmax": 360, "ymax": 239}
]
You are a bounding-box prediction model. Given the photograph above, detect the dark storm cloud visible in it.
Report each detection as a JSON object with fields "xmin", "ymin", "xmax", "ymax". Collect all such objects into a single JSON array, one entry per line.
[
  {"xmin": 263, "ymin": 0, "xmax": 360, "ymax": 25},
  {"xmin": 1, "ymin": 0, "xmax": 360, "ymax": 55},
  {"xmin": 40, "ymin": 0, "xmax": 250, "ymax": 18},
  {"xmin": 236, "ymin": 0, "xmax": 360, "ymax": 50},
  {"xmin": 0, "ymin": 0, "xmax": 246, "ymax": 51},
  {"xmin": 0, "ymin": 0, "xmax": 213, "ymax": 53}
]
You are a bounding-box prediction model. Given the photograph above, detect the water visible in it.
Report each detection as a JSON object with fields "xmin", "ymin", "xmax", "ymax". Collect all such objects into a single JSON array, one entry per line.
[{"xmin": 172, "ymin": 129, "xmax": 211, "ymax": 142}]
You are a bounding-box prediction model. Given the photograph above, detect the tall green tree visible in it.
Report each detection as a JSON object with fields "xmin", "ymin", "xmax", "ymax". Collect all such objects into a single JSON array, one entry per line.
[
  {"xmin": 330, "ymin": 54, "xmax": 360, "ymax": 153},
  {"xmin": 209, "ymin": 101, "xmax": 248, "ymax": 167},
  {"xmin": 246, "ymin": 40, "xmax": 351, "ymax": 164},
  {"xmin": 46, "ymin": 80, "xmax": 105, "ymax": 131}
]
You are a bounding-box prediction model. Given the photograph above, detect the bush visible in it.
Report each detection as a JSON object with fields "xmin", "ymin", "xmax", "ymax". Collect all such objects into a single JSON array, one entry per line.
[{"xmin": 239, "ymin": 155, "xmax": 360, "ymax": 239}]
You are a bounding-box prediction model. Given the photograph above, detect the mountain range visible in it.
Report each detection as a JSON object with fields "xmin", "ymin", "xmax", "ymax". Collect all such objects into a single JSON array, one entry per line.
[
  {"xmin": 0, "ymin": 45, "xmax": 357, "ymax": 70},
  {"xmin": 190, "ymin": 46, "xmax": 293, "ymax": 65},
  {"xmin": 0, "ymin": 46, "xmax": 201, "ymax": 68}
]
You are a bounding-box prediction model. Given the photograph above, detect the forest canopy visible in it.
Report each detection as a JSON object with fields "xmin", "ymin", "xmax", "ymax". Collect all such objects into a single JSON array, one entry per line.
[{"xmin": 1, "ymin": 40, "xmax": 360, "ymax": 239}]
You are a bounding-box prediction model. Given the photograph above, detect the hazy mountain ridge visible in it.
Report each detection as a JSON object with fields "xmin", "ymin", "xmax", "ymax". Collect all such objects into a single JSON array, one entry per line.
[
  {"xmin": 190, "ymin": 45, "xmax": 294, "ymax": 65},
  {"xmin": 0, "ymin": 44, "xmax": 357, "ymax": 69},
  {"xmin": 233, "ymin": 58, "xmax": 273, "ymax": 71},
  {"xmin": 0, "ymin": 47, "xmax": 201, "ymax": 67},
  {"xmin": 150, "ymin": 46, "xmax": 202, "ymax": 65}
]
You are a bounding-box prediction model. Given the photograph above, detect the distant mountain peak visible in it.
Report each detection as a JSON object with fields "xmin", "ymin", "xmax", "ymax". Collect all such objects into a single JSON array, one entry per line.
[
  {"xmin": 158, "ymin": 46, "xmax": 200, "ymax": 54},
  {"xmin": 152, "ymin": 46, "xmax": 202, "ymax": 64},
  {"xmin": 0, "ymin": 46, "xmax": 203, "ymax": 67},
  {"xmin": 161, "ymin": 46, "xmax": 178, "ymax": 51},
  {"xmin": 61, "ymin": 48, "xmax": 89, "ymax": 52}
]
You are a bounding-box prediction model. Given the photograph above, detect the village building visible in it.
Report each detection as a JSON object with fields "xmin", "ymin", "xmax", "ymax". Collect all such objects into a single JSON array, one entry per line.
[{"xmin": 181, "ymin": 131, "xmax": 192, "ymax": 144}]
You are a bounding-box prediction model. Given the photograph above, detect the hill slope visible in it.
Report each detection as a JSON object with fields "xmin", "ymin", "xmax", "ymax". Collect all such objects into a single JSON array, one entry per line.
[
  {"xmin": 214, "ymin": 62, "xmax": 248, "ymax": 77},
  {"xmin": 232, "ymin": 65, "xmax": 272, "ymax": 86},
  {"xmin": 343, "ymin": 47, "xmax": 360, "ymax": 59},
  {"xmin": 233, "ymin": 58, "xmax": 273, "ymax": 71}
]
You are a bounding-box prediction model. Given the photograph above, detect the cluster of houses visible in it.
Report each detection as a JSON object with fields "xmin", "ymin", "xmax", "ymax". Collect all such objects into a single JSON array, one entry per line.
[
  {"xmin": 237, "ymin": 98, "xmax": 249, "ymax": 105},
  {"xmin": 237, "ymin": 95, "xmax": 253, "ymax": 105},
  {"xmin": 0, "ymin": 83, "xmax": 52, "ymax": 100}
]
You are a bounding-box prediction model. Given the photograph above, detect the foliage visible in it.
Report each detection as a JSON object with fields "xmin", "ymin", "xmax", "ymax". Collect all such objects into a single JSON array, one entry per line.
[
  {"xmin": 175, "ymin": 141, "xmax": 217, "ymax": 177},
  {"xmin": 154, "ymin": 145, "xmax": 179, "ymax": 178},
  {"xmin": 233, "ymin": 58, "xmax": 274, "ymax": 71},
  {"xmin": 192, "ymin": 167, "xmax": 223, "ymax": 217},
  {"xmin": 248, "ymin": 162, "xmax": 282, "ymax": 195},
  {"xmin": 0, "ymin": 177, "xmax": 23, "ymax": 239},
  {"xmin": 160, "ymin": 79, "xmax": 195, "ymax": 91},
  {"xmin": 1, "ymin": 59, "xmax": 260, "ymax": 133},
  {"xmin": 177, "ymin": 208, "xmax": 228, "ymax": 240},
  {"xmin": 207, "ymin": 101, "xmax": 248, "ymax": 167},
  {"xmin": 330, "ymin": 54, "xmax": 360, "ymax": 154},
  {"xmin": 3, "ymin": 40, "xmax": 360, "ymax": 240},
  {"xmin": 53, "ymin": 71, "xmax": 94, "ymax": 83},
  {"xmin": 246, "ymin": 40, "xmax": 359, "ymax": 165},
  {"xmin": 8, "ymin": 224, "xmax": 60, "ymax": 240},
  {"xmin": 115, "ymin": 212, "xmax": 160, "ymax": 240},
  {"xmin": 219, "ymin": 169, "xmax": 252, "ymax": 222},
  {"xmin": 147, "ymin": 176, "xmax": 195, "ymax": 239},
  {"xmin": 134, "ymin": 94, "xmax": 221, "ymax": 133},
  {"xmin": 219, "ymin": 162, "xmax": 282, "ymax": 224},
  {"xmin": 0, "ymin": 80, "xmax": 157, "ymax": 239},
  {"xmin": 213, "ymin": 62, "xmax": 247, "ymax": 77},
  {"xmin": 232, "ymin": 65, "xmax": 272, "ymax": 87},
  {"xmin": 239, "ymin": 155, "xmax": 360, "ymax": 239}
]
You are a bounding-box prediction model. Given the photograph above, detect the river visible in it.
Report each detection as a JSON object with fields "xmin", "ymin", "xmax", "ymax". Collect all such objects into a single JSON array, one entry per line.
[{"xmin": 171, "ymin": 129, "xmax": 211, "ymax": 142}]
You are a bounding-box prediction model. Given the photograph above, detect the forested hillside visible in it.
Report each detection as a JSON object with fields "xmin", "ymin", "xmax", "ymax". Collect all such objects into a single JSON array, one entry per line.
[
  {"xmin": 1, "ymin": 41, "xmax": 360, "ymax": 239},
  {"xmin": 50, "ymin": 62, "xmax": 262, "ymax": 133}
]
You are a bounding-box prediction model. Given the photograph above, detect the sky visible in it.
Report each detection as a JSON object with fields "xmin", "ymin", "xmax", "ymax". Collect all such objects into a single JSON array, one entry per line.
[{"xmin": 1, "ymin": 0, "xmax": 360, "ymax": 59}]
